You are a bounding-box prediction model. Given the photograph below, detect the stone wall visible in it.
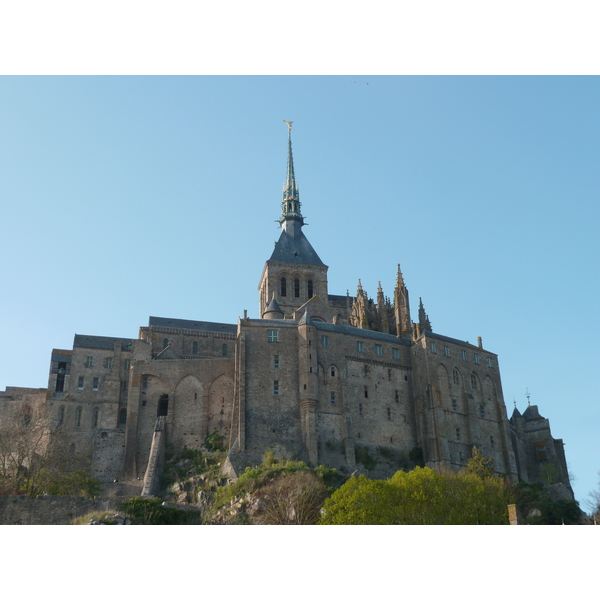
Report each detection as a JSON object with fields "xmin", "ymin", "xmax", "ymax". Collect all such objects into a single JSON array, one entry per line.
[{"xmin": 0, "ymin": 495, "xmax": 128, "ymax": 525}]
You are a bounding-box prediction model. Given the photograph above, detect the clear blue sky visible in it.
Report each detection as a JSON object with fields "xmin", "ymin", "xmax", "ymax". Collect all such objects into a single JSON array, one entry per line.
[{"xmin": 1, "ymin": 76, "xmax": 598, "ymax": 506}]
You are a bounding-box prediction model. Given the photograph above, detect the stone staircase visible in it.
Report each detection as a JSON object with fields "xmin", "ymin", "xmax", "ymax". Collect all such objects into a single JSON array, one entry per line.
[{"xmin": 141, "ymin": 416, "xmax": 166, "ymax": 497}]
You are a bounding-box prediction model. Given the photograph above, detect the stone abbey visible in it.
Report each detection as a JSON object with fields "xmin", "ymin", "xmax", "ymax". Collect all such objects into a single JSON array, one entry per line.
[{"xmin": 0, "ymin": 127, "xmax": 572, "ymax": 496}]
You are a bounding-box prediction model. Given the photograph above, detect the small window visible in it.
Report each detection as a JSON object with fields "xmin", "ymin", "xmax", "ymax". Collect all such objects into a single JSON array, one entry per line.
[
  {"xmin": 192, "ymin": 341, "xmax": 198, "ymax": 355},
  {"xmin": 474, "ymin": 353, "xmax": 480, "ymax": 365},
  {"xmin": 364, "ymin": 385, "xmax": 368, "ymax": 399},
  {"xmin": 307, "ymin": 279, "xmax": 314, "ymax": 299},
  {"xmin": 330, "ymin": 391, "xmax": 336, "ymax": 405},
  {"xmin": 163, "ymin": 338, "xmax": 169, "ymax": 349},
  {"xmin": 471, "ymin": 373, "xmax": 478, "ymax": 390},
  {"xmin": 104, "ymin": 357, "xmax": 113, "ymax": 369},
  {"xmin": 85, "ymin": 356, "xmax": 93, "ymax": 368},
  {"xmin": 101, "ymin": 431, "xmax": 108, "ymax": 439},
  {"xmin": 363, "ymin": 364, "xmax": 369, "ymax": 377},
  {"xmin": 388, "ymin": 369, "xmax": 392, "ymax": 381},
  {"xmin": 488, "ymin": 357, "xmax": 494, "ymax": 368},
  {"xmin": 268, "ymin": 329, "xmax": 278, "ymax": 342},
  {"xmin": 119, "ymin": 408, "xmax": 127, "ymax": 425},
  {"xmin": 78, "ymin": 376, "xmax": 84, "ymax": 390},
  {"xmin": 490, "ymin": 436, "xmax": 495, "ymax": 449},
  {"xmin": 455, "ymin": 428, "xmax": 460, "ymax": 441},
  {"xmin": 452, "ymin": 369, "xmax": 459, "ymax": 385},
  {"xmin": 93, "ymin": 377, "xmax": 99, "ymax": 391},
  {"xmin": 359, "ymin": 403, "xmax": 363, "ymax": 417},
  {"xmin": 280, "ymin": 277, "xmax": 287, "ymax": 297},
  {"xmin": 221, "ymin": 344, "xmax": 228, "ymax": 357},
  {"xmin": 392, "ymin": 348, "xmax": 399, "ymax": 359},
  {"xmin": 273, "ymin": 380, "xmax": 279, "ymax": 395},
  {"xmin": 294, "ymin": 278, "xmax": 300, "ymax": 298},
  {"xmin": 430, "ymin": 342, "xmax": 436, "ymax": 353},
  {"xmin": 321, "ymin": 335, "xmax": 329, "ymax": 347},
  {"xmin": 444, "ymin": 346, "xmax": 450, "ymax": 357},
  {"xmin": 357, "ymin": 341, "xmax": 364, "ymax": 352},
  {"xmin": 92, "ymin": 408, "xmax": 99, "ymax": 428},
  {"xmin": 375, "ymin": 344, "xmax": 383, "ymax": 356},
  {"xmin": 461, "ymin": 350, "xmax": 467, "ymax": 361},
  {"xmin": 479, "ymin": 404, "xmax": 485, "ymax": 418},
  {"xmin": 76, "ymin": 407, "xmax": 82, "ymax": 427},
  {"xmin": 451, "ymin": 398, "xmax": 457, "ymax": 411},
  {"xmin": 121, "ymin": 380, "xmax": 128, "ymax": 393},
  {"xmin": 387, "ymin": 408, "xmax": 391, "ymax": 421},
  {"xmin": 274, "ymin": 355, "xmax": 280, "ymax": 369},
  {"xmin": 395, "ymin": 390, "xmax": 399, "ymax": 402},
  {"xmin": 142, "ymin": 376, "xmax": 148, "ymax": 390},
  {"xmin": 123, "ymin": 359, "xmax": 131, "ymax": 371},
  {"xmin": 330, "ymin": 367, "xmax": 335, "ymax": 377}
]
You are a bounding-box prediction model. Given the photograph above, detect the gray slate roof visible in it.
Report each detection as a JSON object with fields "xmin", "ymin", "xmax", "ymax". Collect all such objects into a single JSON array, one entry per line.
[
  {"xmin": 314, "ymin": 321, "xmax": 412, "ymax": 346},
  {"xmin": 149, "ymin": 316, "xmax": 237, "ymax": 334},
  {"xmin": 269, "ymin": 227, "xmax": 325, "ymax": 266},
  {"xmin": 74, "ymin": 335, "xmax": 134, "ymax": 351}
]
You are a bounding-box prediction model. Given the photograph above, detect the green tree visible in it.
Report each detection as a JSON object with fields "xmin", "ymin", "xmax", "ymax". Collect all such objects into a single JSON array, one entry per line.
[{"xmin": 463, "ymin": 446, "xmax": 495, "ymax": 479}]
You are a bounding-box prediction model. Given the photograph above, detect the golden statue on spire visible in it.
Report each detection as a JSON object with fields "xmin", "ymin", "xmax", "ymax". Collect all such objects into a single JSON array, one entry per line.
[{"xmin": 283, "ymin": 120, "xmax": 293, "ymax": 131}]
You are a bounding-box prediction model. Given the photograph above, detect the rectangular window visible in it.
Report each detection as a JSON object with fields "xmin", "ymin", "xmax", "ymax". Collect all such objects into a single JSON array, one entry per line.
[
  {"xmin": 85, "ymin": 356, "xmax": 93, "ymax": 368},
  {"xmin": 455, "ymin": 428, "xmax": 460, "ymax": 441},
  {"xmin": 461, "ymin": 350, "xmax": 467, "ymax": 361},
  {"xmin": 356, "ymin": 341, "xmax": 364, "ymax": 352},
  {"xmin": 474, "ymin": 353, "xmax": 480, "ymax": 365},
  {"xmin": 359, "ymin": 403, "xmax": 363, "ymax": 417},
  {"xmin": 273, "ymin": 355, "xmax": 280, "ymax": 369},
  {"xmin": 364, "ymin": 386, "xmax": 368, "ymax": 399},
  {"xmin": 430, "ymin": 342, "xmax": 436, "ymax": 353},
  {"xmin": 273, "ymin": 380, "xmax": 279, "ymax": 395},
  {"xmin": 443, "ymin": 346, "xmax": 450, "ymax": 357},
  {"xmin": 330, "ymin": 391, "xmax": 336, "ymax": 405},
  {"xmin": 77, "ymin": 376, "xmax": 84, "ymax": 390},
  {"xmin": 387, "ymin": 408, "xmax": 391, "ymax": 421},
  {"xmin": 392, "ymin": 348, "xmax": 399, "ymax": 359},
  {"xmin": 488, "ymin": 357, "xmax": 494, "ymax": 368},
  {"xmin": 92, "ymin": 377, "xmax": 99, "ymax": 391},
  {"xmin": 395, "ymin": 390, "xmax": 399, "ymax": 402},
  {"xmin": 388, "ymin": 369, "xmax": 392, "ymax": 381},
  {"xmin": 321, "ymin": 335, "xmax": 329, "ymax": 347},
  {"xmin": 142, "ymin": 376, "xmax": 148, "ymax": 390},
  {"xmin": 375, "ymin": 344, "xmax": 383, "ymax": 356},
  {"xmin": 122, "ymin": 380, "xmax": 128, "ymax": 393},
  {"xmin": 123, "ymin": 359, "xmax": 131, "ymax": 371},
  {"xmin": 479, "ymin": 404, "xmax": 485, "ymax": 417},
  {"xmin": 452, "ymin": 398, "xmax": 457, "ymax": 411},
  {"xmin": 490, "ymin": 436, "xmax": 495, "ymax": 449},
  {"xmin": 104, "ymin": 357, "xmax": 113, "ymax": 369},
  {"xmin": 267, "ymin": 329, "xmax": 278, "ymax": 342}
]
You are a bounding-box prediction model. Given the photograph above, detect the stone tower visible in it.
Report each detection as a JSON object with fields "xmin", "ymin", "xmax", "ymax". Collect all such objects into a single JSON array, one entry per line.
[{"xmin": 258, "ymin": 123, "xmax": 330, "ymax": 321}]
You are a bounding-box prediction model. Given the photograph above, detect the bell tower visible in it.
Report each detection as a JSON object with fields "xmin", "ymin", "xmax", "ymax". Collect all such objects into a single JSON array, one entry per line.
[{"xmin": 258, "ymin": 122, "xmax": 329, "ymax": 319}]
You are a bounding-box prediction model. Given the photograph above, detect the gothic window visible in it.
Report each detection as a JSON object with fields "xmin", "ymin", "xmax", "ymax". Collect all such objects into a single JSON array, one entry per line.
[
  {"xmin": 307, "ymin": 280, "xmax": 314, "ymax": 298},
  {"xmin": 273, "ymin": 381, "xmax": 279, "ymax": 395},
  {"xmin": 76, "ymin": 407, "xmax": 82, "ymax": 427},
  {"xmin": 392, "ymin": 348, "xmax": 399, "ymax": 359},
  {"xmin": 93, "ymin": 377, "xmax": 99, "ymax": 391},
  {"xmin": 280, "ymin": 277, "xmax": 287, "ymax": 297},
  {"xmin": 119, "ymin": 408, "xmax": 127, "ymax": 425},
  {"xmin": 222, "ymin": 344, "xmax": 228, "ymax": 357},
  {"xmin": 471, "ymin": 373, "xmax": 478, "ymax": 390},
  {"xmin": 375, "ymin": 344, "xmax": 383, "ymax": 356},
  {"xmin": 452, "ymin": 369, "xmax": 460, "ymax": 385},
  {"xmin": 92, "ymin": 408, "xmax": 99, "ymax": 428},
  {"xmin": 192, "ymin": 341, "xmax": 198, "ymax": 355},
  {"xmin": 268, "ymin": 329, "xmax": 278, "ymax": 342},
  {"xmin": 294, "ymin": 278, "xmax": 300, "ymax": 298},
  {"xmin": 78, "ymin": 376, "xmax": 84, "ymax": 390},
  {"xmin": 163, "ymin": 338, "xmax": 169, "ymax": 349}
]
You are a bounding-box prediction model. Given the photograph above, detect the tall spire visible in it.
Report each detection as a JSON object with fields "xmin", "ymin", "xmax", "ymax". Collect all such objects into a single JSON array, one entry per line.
[
  {"xmin": 280, "ymin": 121, "xmax": 303, "ymax": 225},
  {"xmin": 418, "ymin": 297, "xmax": 432, "ymax": 332}
]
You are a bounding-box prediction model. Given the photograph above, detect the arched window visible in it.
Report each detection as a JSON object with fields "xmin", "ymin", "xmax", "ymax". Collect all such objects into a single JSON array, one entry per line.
[
  {"xmin": 471, "ymin": 373, "xmax": 478, "ymax": 390},
  {"xmin": 163, "ymin": 338, "xmax": 169, "ymax": 349},
  {"xmin": 92, "ymin": 408, "xmax": 99, "ymax": 429},
  {"xmin": 221, "ymin": 344, "xmax": 228, "ymax": 357},
  {"xmin": 119, "ymin": 408, "xmax": 127, "ymax": 425},
  {"xmin": 76, "ymin": 406, "xmax": 82, "ymax": 427},
  {"xmin": 294, "ymin": 278, "xmax": 300, "ymax": 298},
  {"xmin": 192, "ymin": 341, "xmax": 198, "ymax": 355},
  {"xmin": 307, "ymin": 279, "xmax": 314, "ymax": 298},
  {"xmin": 280, "ymin": 277, "xmax": 287, "ymax": 297},
  {"xmin": 453, "ymin": 368, "xmax": 460, "ymax": 385}
]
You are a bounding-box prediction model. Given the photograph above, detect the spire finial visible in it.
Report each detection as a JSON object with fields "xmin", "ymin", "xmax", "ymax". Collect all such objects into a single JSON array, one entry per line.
[
  {"xmin": 280, "ymin": 121, "xmax": 303, "ymax": 225},
  {"xmin": 526, "ymin": 388, "xmax": 531, "ymax": 406}
]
